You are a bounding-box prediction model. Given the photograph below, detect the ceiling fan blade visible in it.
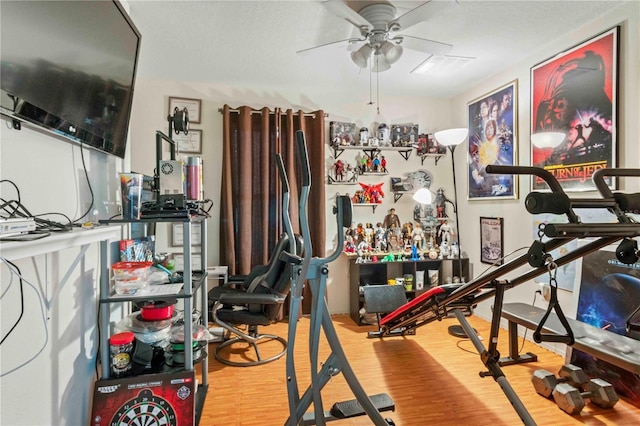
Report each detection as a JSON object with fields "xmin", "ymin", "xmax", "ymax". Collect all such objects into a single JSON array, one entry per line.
[
  {"xmin": 296, "ymin": 38, "xmax": 362, "ymax": 55},
  {"xmin": 390, "ymin": 0, "xmax": 459, "ymax": 32},
  {"xmin": 323, "ymin": 0, "xmax": 373, "ymax": 31},
  {"xmin": 399, "ymin": 35, "xmax": 453, "ymax": 56}
]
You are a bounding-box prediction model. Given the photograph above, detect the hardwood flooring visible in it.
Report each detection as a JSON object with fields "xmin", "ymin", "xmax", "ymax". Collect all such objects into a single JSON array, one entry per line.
[{"xmin": 198, "ymin": 314, "xmax": 639, "ymax": 425}]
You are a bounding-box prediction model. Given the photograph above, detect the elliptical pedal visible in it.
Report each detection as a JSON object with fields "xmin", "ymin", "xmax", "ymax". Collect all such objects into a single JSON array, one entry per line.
[{"xmin": 330, "ymin": 393, "xmax": 395, "ymax": 419}]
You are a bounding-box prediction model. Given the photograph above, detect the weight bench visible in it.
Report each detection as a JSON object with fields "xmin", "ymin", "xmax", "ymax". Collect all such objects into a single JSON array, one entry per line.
[
  {"xmin": 362, "ymin": 285, "xmax": 413, "ymax": 338},
  {"xmin": 500, "ymin": 302, "xmax": 640, "ymax": 375},
  {"xmin": 376, "ymin": 283, "xmax": 478, "ymax": 338}
]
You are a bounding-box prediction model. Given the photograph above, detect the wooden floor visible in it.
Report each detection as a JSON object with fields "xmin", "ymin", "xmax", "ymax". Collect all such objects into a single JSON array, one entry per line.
[{"xmin": 198, "ymin": 314, "xmax": 639, "ymax": 425}]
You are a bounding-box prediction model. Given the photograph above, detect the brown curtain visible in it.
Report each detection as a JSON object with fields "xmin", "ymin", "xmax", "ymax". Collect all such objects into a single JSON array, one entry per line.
[{"xmin": 220, "ymin": 105, "xmax": 326, "ymax": 314}]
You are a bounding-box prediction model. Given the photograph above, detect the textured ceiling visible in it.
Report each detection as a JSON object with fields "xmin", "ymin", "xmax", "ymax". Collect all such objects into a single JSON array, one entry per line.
[{"xmin": 128, "ymin": 0, "xmax": 625, "ymax": 98}]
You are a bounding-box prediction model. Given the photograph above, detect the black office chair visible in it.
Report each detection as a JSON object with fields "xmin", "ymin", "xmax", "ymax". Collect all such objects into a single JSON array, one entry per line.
[{"xmin": 208, "ymin": 232, "xmax": 303, "ymax": 366}]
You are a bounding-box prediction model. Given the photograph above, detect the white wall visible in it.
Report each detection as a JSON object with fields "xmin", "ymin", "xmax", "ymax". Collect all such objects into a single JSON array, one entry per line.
[{"xmin": 450, "ymin": 1, "xmax": 640, "ymax": 353}]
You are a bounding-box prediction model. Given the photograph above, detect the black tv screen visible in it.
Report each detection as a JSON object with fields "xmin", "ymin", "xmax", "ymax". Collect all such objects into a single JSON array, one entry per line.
[{"xmin": 0, "ymin": 0, "xmax": 141, "ymax": 158}]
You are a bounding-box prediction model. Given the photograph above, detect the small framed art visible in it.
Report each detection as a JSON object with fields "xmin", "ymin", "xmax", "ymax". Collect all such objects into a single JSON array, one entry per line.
[
  {"xmin": 172, "ymin": 253, "xmax": 202, "ymax": 271},
  {"xmin": 173, "ymin": 129, "xmax": 202, "ymax": 154},
  {"xmin": 171, "ymin": 222, "xmax": 202, "ymax": 247},
  {"xmin": 169, "ymin": 97, "xmax": 202, "ymax": 124},
  {"xmin": 480, "ymin": 217, "xmax": 504, "ymax": 265}
]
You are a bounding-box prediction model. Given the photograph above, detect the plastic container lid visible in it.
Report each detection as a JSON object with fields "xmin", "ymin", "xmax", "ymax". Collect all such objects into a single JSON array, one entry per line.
[
  {"xmin": 111, "ymin": 261, "xmax": 153, "ymax": 270},
  {"xmin": 109, "ymin": 331, "xmax": 135, "ymax": 346}
]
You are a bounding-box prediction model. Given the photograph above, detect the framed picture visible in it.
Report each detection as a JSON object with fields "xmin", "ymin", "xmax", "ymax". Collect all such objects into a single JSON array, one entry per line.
[
  {"xmin": 467, "ymin": 80, "xmax": 518, "ymax": 200},
  {"xmin": 531, "ymin": 26, "xmax": 619, "ymax": 192},
  {"xmin": 172, "ymin": 253, "xmax": 202, "ymax": 271},
  {"xmin": 480, "ymin": 217, "xmax": 504, "ymax": 265},
  {"xmin": 171, "ymin": 222, "xmax": 202, "ymax": 246},
  {"xmin": 329, "ymin": 121, "xmax": 356, "ymax": 147},
  {"xmin": 169, "ymin": 96, "xmax": 202, "ymax": 124},
  {"xmin": 172, "ymin": 129, "xmax": 202, "ymax": 154},
  {"xmin": 390, "ymin": 123, "xmax": 419, "ymax": 147}
]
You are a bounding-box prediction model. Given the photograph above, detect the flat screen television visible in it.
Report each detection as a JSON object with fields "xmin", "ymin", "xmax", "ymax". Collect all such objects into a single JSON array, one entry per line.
[{"xmin": 0, "ymin": 0, "xmax": 141, "ymax": 158}]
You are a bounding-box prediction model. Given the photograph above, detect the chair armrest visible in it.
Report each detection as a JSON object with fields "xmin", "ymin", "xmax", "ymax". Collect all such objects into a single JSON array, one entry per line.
[{"xmin": 218, "ymin": 292, "xmax": 286, "ymax": 305}]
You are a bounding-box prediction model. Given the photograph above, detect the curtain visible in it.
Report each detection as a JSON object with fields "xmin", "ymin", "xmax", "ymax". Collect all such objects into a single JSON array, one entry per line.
[{"xmin": 220, "ymin": 105, "xmax": 326, "ymax": 314}]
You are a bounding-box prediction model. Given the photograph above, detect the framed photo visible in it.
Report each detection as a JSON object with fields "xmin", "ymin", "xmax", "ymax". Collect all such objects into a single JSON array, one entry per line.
[
  {"xmin": 390, "ymin": 123, "xmax": 419, "ymax": 147},
  {"xmin": 531, "ymin": 26, "xmax": 618, "ymax": 192},
  {"xmin": 329, "ymin": 121, "xmax": 356, "ymax": 147},
  {"xmin": 169, "ymin": 96, "xmax": 202, "ymax": 124},
  {"xmin": 173, "ymin": 129, "xmax": 202, "ymax": 154},
  {"xmin": 171, "ymin": 222, "xmax": 202, "ymax": 247},
  {"xmin": 467, "ymin": 80, "xmax": 518, "ymax": 200},
  {"xmin": 480, "ymin": 217, "xmax": 504, "ymax": 265},
  {"xmin": 172, "ymin": 253, "xmax": 202, "ymax": 271}
]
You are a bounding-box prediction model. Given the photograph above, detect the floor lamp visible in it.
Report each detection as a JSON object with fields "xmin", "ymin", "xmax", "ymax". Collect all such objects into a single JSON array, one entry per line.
[{"xmin": 434, "ymin": 128, "xmax": 468, "ymax": 281}]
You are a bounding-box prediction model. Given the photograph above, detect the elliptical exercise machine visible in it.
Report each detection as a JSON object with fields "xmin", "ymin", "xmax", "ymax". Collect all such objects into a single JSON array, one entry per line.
[{"xmin": 283, "ymin": 131, "xmax": 395, "ymax": 426}]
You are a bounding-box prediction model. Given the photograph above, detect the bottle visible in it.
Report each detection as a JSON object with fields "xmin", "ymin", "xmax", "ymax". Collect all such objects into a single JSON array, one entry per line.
[
  {"xmin": 109, "ymin": 331, "xmax": 135, "ymax": 377},
  {"xmin": 186, "ymin": 156, "xmax": 202, "ymax": 201}
]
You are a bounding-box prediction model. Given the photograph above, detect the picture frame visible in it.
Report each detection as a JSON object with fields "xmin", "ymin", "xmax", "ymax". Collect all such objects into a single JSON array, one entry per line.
[
  {"xmin": 169, "ymin": 96, "xmax": 202, "ymax": 124},
  {"xmin": 172, "ymin": 253, "xmax": 202, "ymax": 271},
  {"xmin": 390, "ymin": 123, "xmax": 419, "ymax": 147},
  {"xmin": 467, "ymin": 80, "xmax": 518, "ymax": 200},
  {"xmin": 531, "ymin": 26, "xmax": 619, "ymax": 192},
  {"xmin": 173, "ymin": 129, "xmax": 202, "ymax": 154},
  {"xmin": 171, "ymin": 222, "xmax": 202, "ymax": 247},
  {"xmin": 329, "ymin": 121, "xmax": 357, "ymax": 147},
  {"xmin": 480, "ymin": 217, "xmax": 504, "ymax": 265}
]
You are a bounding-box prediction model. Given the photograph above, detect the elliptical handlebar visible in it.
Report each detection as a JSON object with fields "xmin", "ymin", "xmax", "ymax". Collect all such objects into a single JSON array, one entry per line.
[
  {"xmin": 295, "ymin": 131, "xmax": 313, "ymax": 264},
  {"xmin": 275, "ymin": 153, "xmax": 296, "ymax": 257},
  {"xmin": 486, "ymin": 165, "xmax": 565, "ymax": 194}
]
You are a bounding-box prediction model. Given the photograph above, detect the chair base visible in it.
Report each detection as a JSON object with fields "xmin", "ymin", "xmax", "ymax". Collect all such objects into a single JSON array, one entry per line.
[{"xmin": 214, "ymin": 333, "xmax": 287, "ymax": 367}]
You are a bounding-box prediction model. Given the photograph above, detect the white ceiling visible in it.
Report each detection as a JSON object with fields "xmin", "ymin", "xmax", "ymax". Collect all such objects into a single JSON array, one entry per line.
[{"xmin": 127, "ymin": 0, "xmax": 625, "ymax": 98}]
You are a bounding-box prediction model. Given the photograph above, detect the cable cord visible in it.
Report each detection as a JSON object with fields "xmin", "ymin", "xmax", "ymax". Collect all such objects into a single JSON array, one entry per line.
[
  {"xmin": 0, "ymin": 257, "xmax": 49, "ymax": 377},
  {"xmin": 473, "ymin": 246, "xmax": 530, "ymax": 281},
  {"xmin": 0, "ymin": 259, "xmax": 24, "ymax": 345},
  {"xmin": 72, "ymin": 140, "xmax": 95, "ymax": 224}
]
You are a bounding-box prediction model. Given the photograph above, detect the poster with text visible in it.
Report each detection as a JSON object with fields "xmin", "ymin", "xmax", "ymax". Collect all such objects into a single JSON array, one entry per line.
[
  {"xmin": 468, "ymin": 81, "xmax": 518, "ymax": 200},
  {"xmin": 531, "ymin": 27, "xmax": 618, "ymax": 192}
]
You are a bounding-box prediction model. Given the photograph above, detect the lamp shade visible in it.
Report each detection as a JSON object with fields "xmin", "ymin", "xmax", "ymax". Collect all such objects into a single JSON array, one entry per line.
[
  {"xmin": 380, "ymin": 41, "xmax": 403, "ymax": 65},
  {"xmin": 531, "ymin": 132, "xmax": 565, "ymax": 148},
  {"xmin": 413, "ymin": 188, "xmax": 433, "ymax": 204},
  {"xmin": 435, "ymin": 128, "xmax": 468, "ymax": 147},
  {"xmin": 372, "ymin": 53, "xmax": 390, "ymax": 72},
  {"xmin": 351, "ymin": 44, "xmax": 373, "ymax": 68}
]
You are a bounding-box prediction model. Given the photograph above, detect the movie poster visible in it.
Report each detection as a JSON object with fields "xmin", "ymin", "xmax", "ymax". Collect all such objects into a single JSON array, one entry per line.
[
  {"xmin": 570, "ymin": 247, "xmax": 640, "ymax": 407},
  {"xmin": 467, "ymin": 81, "xmax": 518, "ymax": 200},
  {"xmin": 531, "ymin": 27, "xmax": 618, "ymax": 192}
]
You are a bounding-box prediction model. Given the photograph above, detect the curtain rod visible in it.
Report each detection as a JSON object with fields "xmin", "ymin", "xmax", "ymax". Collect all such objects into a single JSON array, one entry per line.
[{"xmin": 218, "ymin": 107, "xmax": 327, "ymax": 118}]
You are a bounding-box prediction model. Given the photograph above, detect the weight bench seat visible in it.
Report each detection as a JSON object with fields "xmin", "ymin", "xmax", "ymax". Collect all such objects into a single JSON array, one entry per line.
[{"xmin": 501, "ymin": 302, "xmax": 640, "ymax": 375}]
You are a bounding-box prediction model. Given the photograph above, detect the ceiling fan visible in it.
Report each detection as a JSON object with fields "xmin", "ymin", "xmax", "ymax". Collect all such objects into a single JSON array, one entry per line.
[{"xmin": 298, "ymin": 0, "xmax": 458, "ymax": 72}]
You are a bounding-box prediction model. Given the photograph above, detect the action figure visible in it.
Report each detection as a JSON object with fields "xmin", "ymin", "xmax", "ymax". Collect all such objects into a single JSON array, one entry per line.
[
  {"xmin": 382, "ymin": 208, "xmax": 401, "ymax": 229},
  {"xmin": 412, "ymin": 222, "xmax": 425, "ymax": 250},
  {"xmin": 438, "ymin": 219, "xmax": 454, "ymax": 246}
]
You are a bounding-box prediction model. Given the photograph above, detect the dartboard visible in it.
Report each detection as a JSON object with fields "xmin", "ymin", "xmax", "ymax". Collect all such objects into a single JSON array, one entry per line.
[{"xmin": 110, "ymin": 389, "xmax": 177, "ymax": 426}]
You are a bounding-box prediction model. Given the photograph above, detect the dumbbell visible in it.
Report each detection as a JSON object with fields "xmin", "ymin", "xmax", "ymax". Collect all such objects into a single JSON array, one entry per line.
[
  {"xmin": 552, "ymin": 378, "xmax": 619, "ymax": 414},
  {"xmin": 531, "ymin": 364, "xmax": 589, "ymax": 397}
]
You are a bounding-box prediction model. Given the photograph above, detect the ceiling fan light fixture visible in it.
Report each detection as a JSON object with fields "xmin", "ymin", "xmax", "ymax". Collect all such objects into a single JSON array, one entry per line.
[
  {"xmin": 380, "ymin": 41, "xmax": 403, "ymax": 65},
  {"xmin": 372, "ymin": 52, "xmax": 391, "ymax": 72},
  {"xmin": 351, "ymin": 44, "xmax": 373, "ymax": 68}
]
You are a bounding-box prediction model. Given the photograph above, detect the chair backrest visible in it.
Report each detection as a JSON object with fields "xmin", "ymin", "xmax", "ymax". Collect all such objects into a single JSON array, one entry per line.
[{"xmin": 246, "ymin": 233, "xmax": 304, "ymax": 320}]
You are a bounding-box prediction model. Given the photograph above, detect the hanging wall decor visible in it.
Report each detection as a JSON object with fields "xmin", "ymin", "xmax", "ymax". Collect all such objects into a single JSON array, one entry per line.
[
  {"xmin": 168, "ymin": 97, "xmax": 202, "ymax": 124},
  {"xmin": 480, "ymin": 217, "xmax": 504, "ymax": 265},
  {"xmin": 467, "ymin": 81, "xmax": 518, "ymax": 200},
  {"xmin": 531, "ymin": 26, "xmax": 619, "ymax": 192}
]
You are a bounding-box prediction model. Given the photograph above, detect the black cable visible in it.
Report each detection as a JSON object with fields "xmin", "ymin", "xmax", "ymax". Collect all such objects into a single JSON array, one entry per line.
[
  {"xmin": 0, "ymin": 260, "xmax": 25, "ymax": 345},
  {"xmin": 0, "ymin": 180, "xmax": 21, "ymax": 217},
  {"xmin": 72, "ymin": 140, "xmax": 94, "ymax": 223}
]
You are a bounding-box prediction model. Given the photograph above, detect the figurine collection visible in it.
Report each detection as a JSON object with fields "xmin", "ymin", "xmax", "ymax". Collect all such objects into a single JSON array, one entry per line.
[{"xmin": 344, "ymin": 207, "xmax": 459, "ymax": 264}]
